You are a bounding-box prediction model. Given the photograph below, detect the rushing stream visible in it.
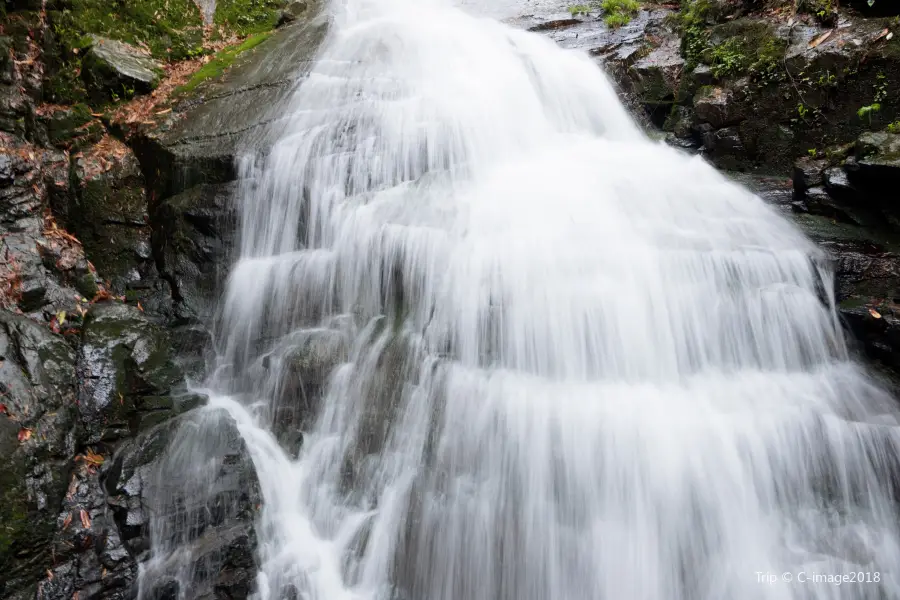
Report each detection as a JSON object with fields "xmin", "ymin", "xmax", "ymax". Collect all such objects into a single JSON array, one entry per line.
[{"xmin": 146, "ymin": 0, "xmax": 900, "ymax": 597}]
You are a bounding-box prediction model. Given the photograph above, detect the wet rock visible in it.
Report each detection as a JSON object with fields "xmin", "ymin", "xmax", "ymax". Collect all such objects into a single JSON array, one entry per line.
[
  {"xmin": 792, "ymin": 156, "xmax": 827, "ymax": 191},
  {"xmin": 77, "ymin": 302, "xmax": 197, "ymax": 443},
  {"xmin": 277, "ymin": 0, "xmax": 311, "ymax": 26},
  {"xmin": 36, "ymin": 104, "xmax": 105, "ymax": 151},
  {"xmin": 154, "ymin": 182, "xmax": 237, "ymax": 324},
  {"xmin": 0, "ymin": 133, "xmax": 101, "ymax": 318},
  {"xmin": 628, "ymin": 37, "xmax": 685, "ymax": 125},
  {"xmin": 123, "ymin": 6, "xmax": 327, "ymax": 200},
  {"xmin": 82, "ymin": 36, "xmax": 164, "ymax": 103},
  {"xmin": 701, "ymin": 126, "xmax": 745, "ymax": 169},
  {"xmin": 693, "ymin": 86, "xmax": 743, "ymax": 130},
  {"xmin": 0, "ymin": 310, "xmax": 79, "ymax": 597},
  {"xmin": 270, "ymin": 326, "xmax": 350, "ymax": 443},
  {"xmin": 55, "ymin": 137, "xmax": 169, "ymax": 308},
  {"xmin": 36, "ymin": 461, "xmax": 138, "ymax": 600},
  {"xmin": 105, "ymin": 407, "xmax": 261, "ymax": 600},
  {"xmin": 803, "ymin": 186, "xmax": 867, "ymax": 226},
  {"xmin": 854, "ymin": 130, "xmax": 900, "ymax": 187}
]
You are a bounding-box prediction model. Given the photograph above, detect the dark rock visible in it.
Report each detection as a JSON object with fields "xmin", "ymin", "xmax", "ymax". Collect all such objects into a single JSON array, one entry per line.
[
  {"xmin": 0, "ymin": 310, "xmax": 79, "ymax": 597},
  {"xmin": 123, "ymin": 7, "xmax": 327, "ymax": 200},
  {"xmin": 629, "ymin": 37, "xmax": 685, "ymax": 120},
  {"xmin": 693, "ymin": 86, "xmax": 743, "ymax": 130},
  {"xmin": 792, "ymin": 156, "xmax": 828, "ymax": 191},
  {"xmin": 153, "ymin": 182, "xmax": 237, "ymax": 324},
  {"xmin": 0, "ymin": 134, "xmax": 101, "ymax": 318},
  {"xmin": 58, "ymin": 138, "xmax": 167, "ymax": 306},
  {"xmin": 854, "ymin": 130, "xmax": 900, "ymax": 187},
  {"xmin": 77, "ymin": 302, "xmax": 195, "ymax": 443},
  {"xmin": 38, "ymin": 104, "xmax": 104, "ymax": 151},
  {"xmin": 266, "ymin": 326, "xmax": 350, "ymax": 444},
  {"xmin": 82, "ymin": 36, "xmax": 164, "ymax": 104},
  {"xmin": 105, "ymin": 407, "xmax": 262, "ymax": 600},
  {"xmin": 277, "ymin": 1, "xmax": 310, "ymax": 25},
  {"xmin": 803, "ymin": 186, "xmax": 868, "ymax": 226}
]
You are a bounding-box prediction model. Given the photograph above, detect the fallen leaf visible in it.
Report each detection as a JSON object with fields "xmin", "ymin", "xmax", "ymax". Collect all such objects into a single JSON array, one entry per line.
[
  {"xmin": 869, "ymin": 308, "xmax": 883, "ymax": 319},
  {"xmin": 47, "ymin": 569, "xmax": 54, "ymax": 580},
  {"xmin": 62, "ymin": 512, "xmax": 72, "ymax": 530},
  {"xmin": 136, "ymin": 301, "xmax": 144, "ymax": 312},
  {"xmin": 873, "ymin": 28, "xmax": 890, "ymax": 42},
  {"xmin": 155, "ymin": 108, "xmax": 172, "ymax": 115},
  {"xmin": 80, "ymin": 509, "xmax": 91, "ymax": 529},
  {"xmin": 0, "ymin": 404, "xmax": 7, "ymax": 415},
  {"xmin": 18, "ymin": 428, "xmax": 32, "ymax": 442},
  {"xmin": 57, "ymin": 310, "xmax": 66, "ymax": 325},
  {"xmin": 809, "ymin": 30, "xmax": 833, "ymax": 48}
]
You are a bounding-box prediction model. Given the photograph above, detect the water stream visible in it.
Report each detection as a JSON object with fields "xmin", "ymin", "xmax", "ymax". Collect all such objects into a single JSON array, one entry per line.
[{"xmin": 152, "ymin": 0, "xmax": 900, "ymax": 597}]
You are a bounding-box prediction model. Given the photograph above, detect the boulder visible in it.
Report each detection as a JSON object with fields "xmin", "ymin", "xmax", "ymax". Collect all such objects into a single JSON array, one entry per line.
[
  {"xmin": 693, "ymin": 86, "xmax": 743, "ymax": 129},
  {"xmin": 628, "ymin": 39, "xmax": 685, "ymax": 108},
  {"xmin": 792, "ymin": 156, "xmax": 828, "ymax": 191},
  {"xmin": 81, "ymin": 36, "xmax": 164, "ymax": 103},
  {"xmin": 278, "ymin": 0, "xmax": 310, "ymax": 25},
  {"xmin": 104, "ymin": 406, "xmax": 262, "ymax": 599},
  {"xmin": 77, "ymin": 302, "xmax": 198, "ymax": 444},
  {"xmin": 0, "ymin": 310, "xmax": 79, "ymax": 597},
  {"xmin": 853, "ymin": 130, "xmax": 900, "ymax": 187}
]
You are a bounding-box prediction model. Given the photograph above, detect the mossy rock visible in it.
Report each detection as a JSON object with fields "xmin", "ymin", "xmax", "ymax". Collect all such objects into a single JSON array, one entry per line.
[
  {"xmin": 214, "ymin": 0, "xmax": 285, "ymax": 36},
  {"xmin": 81, "ymin": 35, "xmax": 165, "ymax": 103}
]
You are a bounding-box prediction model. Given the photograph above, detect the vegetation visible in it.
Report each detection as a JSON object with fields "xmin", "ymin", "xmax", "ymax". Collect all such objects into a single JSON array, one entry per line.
[
  {"xmin": 214, "ymin": 0, "xmax": 284, "ymax": 36},
  {"xmin": 567, "ymin": 0, "xmax": 640, "ymax": 26},
  {"xmin": 858, "ymin": 103, "xmax": 882, "ymax": 123},
  {"xmin": 176, "ymin": 32, "xmax": 274, "ymax": 94},
  {"xmin": 887, "ymin": 121, "xmax": 900, "ymax": 133},
  {"xmin": 601, "ymin": 0, "xmax": 640, "ymax": 27},
  {"xmin": 568, "ymin": 4, "xmax": 591, "ymax": 15}
]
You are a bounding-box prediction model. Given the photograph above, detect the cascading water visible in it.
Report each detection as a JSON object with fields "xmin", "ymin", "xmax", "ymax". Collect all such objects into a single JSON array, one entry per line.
[{"xmin": 147, "ymin": 0, "xmax": 900, "ymax": 597}]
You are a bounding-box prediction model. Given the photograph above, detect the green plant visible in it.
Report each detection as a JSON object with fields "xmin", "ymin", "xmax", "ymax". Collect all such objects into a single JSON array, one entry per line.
[
  {"xmin": 568, "ymin": 4, "xmax": 591, "ymax": 14},
  {"xmin": 858, "ymin": 103, "xmax": 882, "ymax": 123},
  {"xmin": 874, "ymin": 72, "xmax": 889, "ymax": 103},
  {"xmin": 601, "ymin": 0, "xmax": 640, "ymax": 28},
  {"xmin": 886, "ymin": 121, "xmax": 900, "ymax": 133},
  {"xmin": 808, "ymin": 148, "xmax": 818, "ymax": 157},
  {"xmin": 797, "ymin": 103, "xmax": 809, "ymax": 118}
]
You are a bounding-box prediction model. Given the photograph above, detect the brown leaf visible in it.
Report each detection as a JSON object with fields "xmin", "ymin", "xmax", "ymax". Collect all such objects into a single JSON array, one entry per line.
[
  {"xmin": 80, "ymin": 509, "xmax": 91, "ymax": 529},
  {"xmin": 0, "ymin": 403, "xmax": 7, "ymax": 415},
  {"xmin": 136, "ymin": 301, "xmax": 144, "ymax": 312},
  {"xmin": 18, "ymin": 428, "xmax": 32, "ymax": 442},
  {"xmin": 809, "ymin": 29, "xmax": 833, "ymax": 49},
  {"xmin": 869, "ymin": 308, "xmax": 883, "ymax": 319},
  {"xmin": 62, "ymin": 512, "xmax": 72, "ymax": 530},
  {"xmin": 873, "ymin": 28, "xmax": 890, "ymax": 43},
  {"xmin": 47, "ymin": 569, "xmax": 54, "ymax": 580}
]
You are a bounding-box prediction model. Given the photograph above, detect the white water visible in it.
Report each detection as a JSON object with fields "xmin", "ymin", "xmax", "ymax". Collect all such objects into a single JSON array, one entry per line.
[{"xmin": 174, "ymin": 0, "xmax": 900, "ymax": 597}]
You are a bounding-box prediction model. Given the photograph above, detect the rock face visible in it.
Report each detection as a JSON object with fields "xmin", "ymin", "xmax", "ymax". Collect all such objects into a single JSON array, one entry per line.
[
  {"xmin": 123, "ymin": 5, "xmax": 327, "ymax": 200},
  {"xmin": 0, "ymin": 0, "xmax": 331, "ymax": 595},
  {"xmin": 0, "ymin": 311, "xmax": 79, "ymax": 597},
  {"xmin": 82, "ymin": 37, "xmax": 164, "ymax": 103},
  {"xmin": 104, "ymin": 408, "xmax": 262, "ymax": 600}
]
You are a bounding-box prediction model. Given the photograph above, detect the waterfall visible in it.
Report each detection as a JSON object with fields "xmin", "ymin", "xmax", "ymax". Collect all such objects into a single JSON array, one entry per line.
[{"xmin": 163, "ymin": 0, "xmax": 900, "ymax": 597}]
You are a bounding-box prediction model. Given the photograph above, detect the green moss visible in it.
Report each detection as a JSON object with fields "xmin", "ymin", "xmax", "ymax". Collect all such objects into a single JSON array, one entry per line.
[
  {"xmin": 50, "ymin": 0, "xmax": 204, "ymax": 61},
  {"xmin": 568, "ymin": 4, "xmax": 591, "ymax": 14},
  {"xmin": 44, "ymin": 0, "xmax": 205, "ymax": 103},
  {"xmin": 176, "ymin": 32, "xmax": 274, "ymax": 94},
  {"xmin": 214, "ymin": 0, "xmax": 284, "ymax": 36}
]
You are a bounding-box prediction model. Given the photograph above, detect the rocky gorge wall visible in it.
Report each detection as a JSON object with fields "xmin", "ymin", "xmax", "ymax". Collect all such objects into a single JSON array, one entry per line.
[{"xmin": 2, "ymin": 0, "xmax": 900, "ymax": 598}]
